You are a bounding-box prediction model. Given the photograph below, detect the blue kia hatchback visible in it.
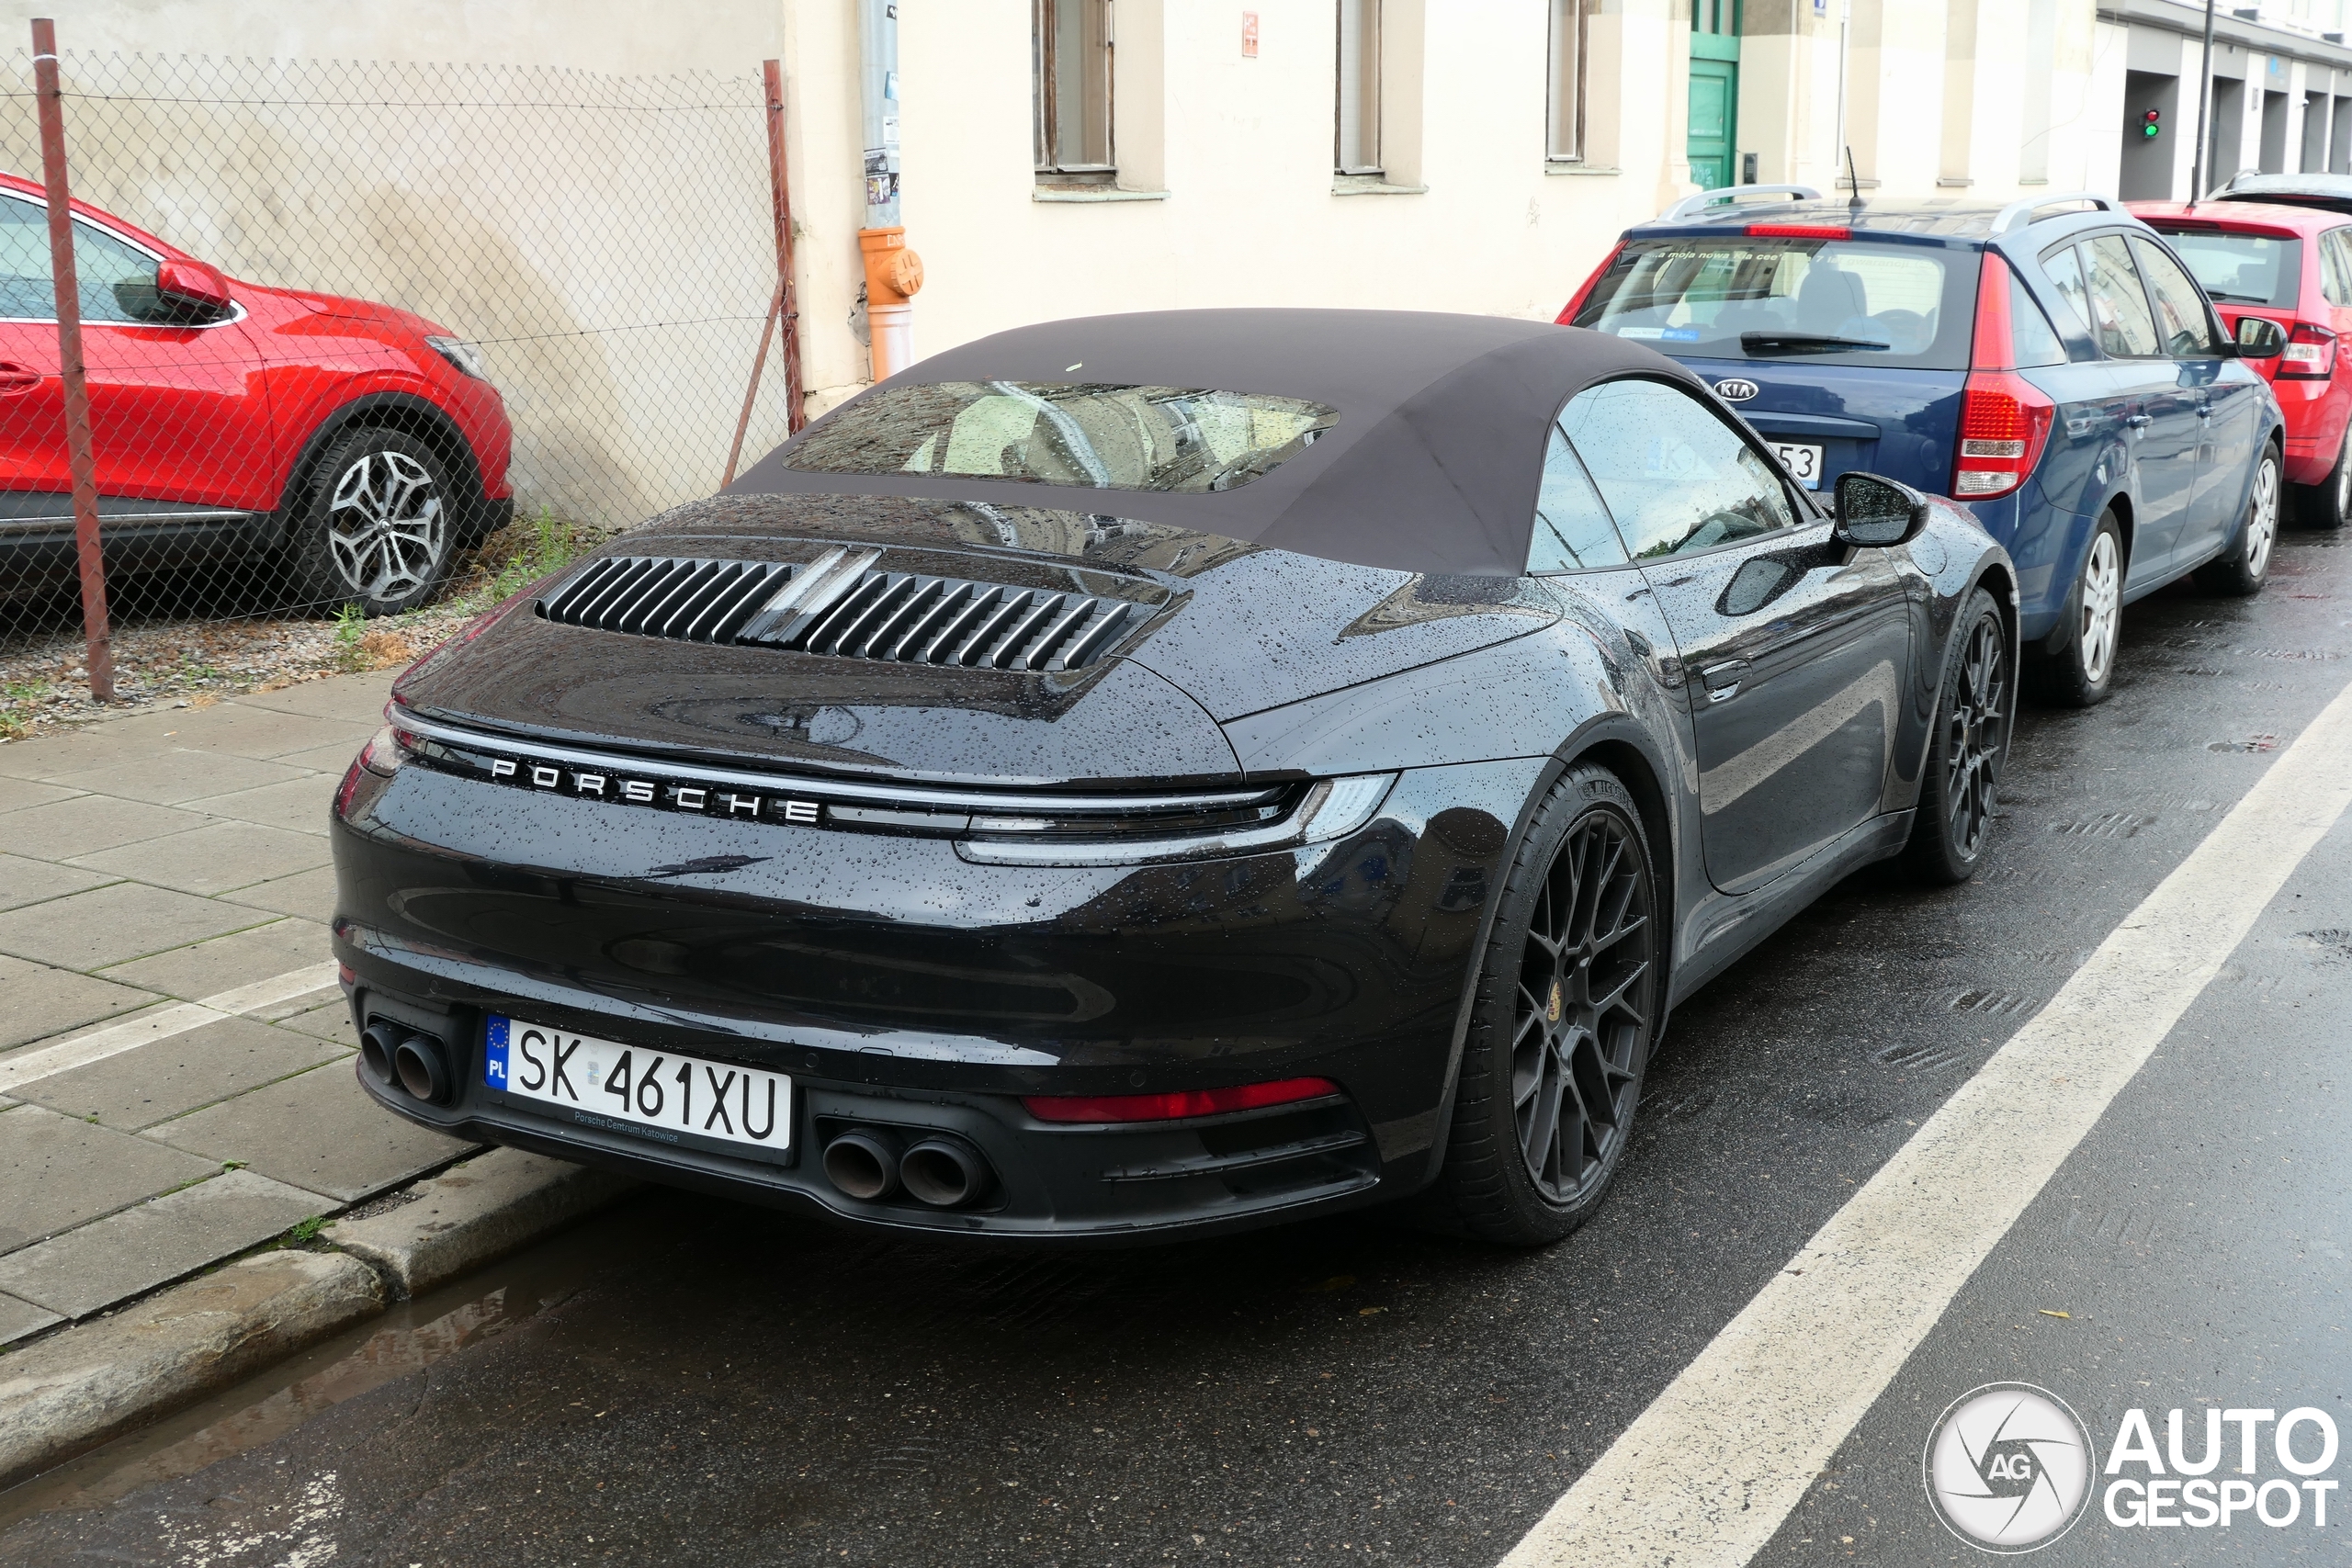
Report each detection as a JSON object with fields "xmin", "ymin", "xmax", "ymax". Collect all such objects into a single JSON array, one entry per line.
[{"xmin": 1559, "ymin": 186, "xmax": 2286, "ymax": 704}]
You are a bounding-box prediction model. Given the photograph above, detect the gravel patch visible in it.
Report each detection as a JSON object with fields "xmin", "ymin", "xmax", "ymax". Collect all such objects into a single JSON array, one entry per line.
[{"xmin": 0, "ymin": 513, "xmax": 603, "ymax": 740}]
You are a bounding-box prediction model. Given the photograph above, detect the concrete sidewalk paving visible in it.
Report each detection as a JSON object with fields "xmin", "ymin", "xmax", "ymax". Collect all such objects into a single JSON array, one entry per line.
[{"xmin": 0, "ymin": 671, "xmax": 480, "ymax": 1344}]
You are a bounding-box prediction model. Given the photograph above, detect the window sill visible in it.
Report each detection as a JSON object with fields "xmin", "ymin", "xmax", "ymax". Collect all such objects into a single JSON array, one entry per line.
[
  {"xmin": 1544, "ymin": 164, "xmax": 1621, "ymax": 176},
  {"xmin": 1332, "ymin": 175, "xmax": 1428, "ymax": 196},
  {"xmin": 1033, "ymin": 186, "xmax": 1170, "ymax": 203}
]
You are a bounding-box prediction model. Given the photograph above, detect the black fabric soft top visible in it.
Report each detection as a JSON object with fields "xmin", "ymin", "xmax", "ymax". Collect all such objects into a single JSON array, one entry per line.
[{"xmin": 725, "ymin": 308, "xmax": 1702, "ymax": 578}]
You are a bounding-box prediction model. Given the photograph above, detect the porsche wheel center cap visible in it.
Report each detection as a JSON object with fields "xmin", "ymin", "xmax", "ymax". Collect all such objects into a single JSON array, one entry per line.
[{"xmin": 1546, "ymin": 980, "xmax": 1565, "ymax": 1025}]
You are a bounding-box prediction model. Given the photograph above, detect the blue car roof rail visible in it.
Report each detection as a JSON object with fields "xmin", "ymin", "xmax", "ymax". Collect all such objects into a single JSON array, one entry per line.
[
  {"xmin": 1658, "ymin": 183, "xmax": 1824, "ymax": 221},
  {"xmin": 1989, "ymin": 190, "xmax": 2121, "ymax": 234}
]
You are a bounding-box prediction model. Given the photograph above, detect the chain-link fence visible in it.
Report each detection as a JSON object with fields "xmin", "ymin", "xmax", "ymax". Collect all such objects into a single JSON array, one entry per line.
[{"xmin": 0, "ymin": 49, "xmax": 799, "ymax": 731}]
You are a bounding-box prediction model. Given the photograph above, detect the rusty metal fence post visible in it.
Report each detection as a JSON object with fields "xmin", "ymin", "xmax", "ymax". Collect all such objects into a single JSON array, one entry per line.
[
  {"xmin": 30, "ymin": 16, "xmax": 113, "ymax": 701},
  {"xmin": 765, "ymin": 57, "xmax": 806, "ymax": 439},
  {"xmin": 720, "ymin": 56, "xmax": 805, "ymax": 488}
]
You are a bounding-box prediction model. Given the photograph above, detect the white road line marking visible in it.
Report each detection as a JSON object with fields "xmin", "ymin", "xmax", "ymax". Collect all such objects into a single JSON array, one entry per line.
[
  {"xmin": 0, "ymin": 961, "xmax": 342, "ymax": 1097},
  {"xmin": 1499, "ymin": 675, "xmax": 2352, "ymax": 1568}
]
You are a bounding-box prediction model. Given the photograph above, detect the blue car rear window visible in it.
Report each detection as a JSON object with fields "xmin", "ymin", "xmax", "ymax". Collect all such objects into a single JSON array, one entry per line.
[{"xmin": 1573, "ymin": 236, "xmax": 1980, "ymax": 370}]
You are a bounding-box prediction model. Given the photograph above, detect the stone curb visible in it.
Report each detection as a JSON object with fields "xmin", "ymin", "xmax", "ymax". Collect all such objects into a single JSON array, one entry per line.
[
  {"xmin": 0, "ymin": 1250, "xmax": 381, "ymax": 1489},
  {"xmin": 326, "ymin": 1147, "xmax": 639, "ymax": 1299},
  {"xmin": 0, "ymin": 1150, "xmax": 639, "ymax": 1489}
]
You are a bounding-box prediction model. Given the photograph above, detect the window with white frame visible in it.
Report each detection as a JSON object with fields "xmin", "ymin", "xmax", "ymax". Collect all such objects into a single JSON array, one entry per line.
[
  {"xmin": 1548, "ymin": 0, "xmax": 1589, "ymax": 163},
  {"xmin": 1035, "ymin": 0, "xmax": 1114, "ymax": 181},
  {"xmin": 1336, "ymin": 0, "xmax": 1383, "ymax": 175}
]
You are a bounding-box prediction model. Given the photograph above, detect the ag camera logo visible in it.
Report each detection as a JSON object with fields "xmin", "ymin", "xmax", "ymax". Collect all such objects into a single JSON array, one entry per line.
[{"xmin": 1923, "ymin": 1382, "xmax": 2096, "ymax": 1552}]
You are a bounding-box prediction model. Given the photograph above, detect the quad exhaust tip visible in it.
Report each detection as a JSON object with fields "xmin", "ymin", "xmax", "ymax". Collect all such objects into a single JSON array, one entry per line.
[
  {"xmin": 821, "ymin": 1128, "xmax": 904, "ymax": 1201},
  {"xmin": 821, "ymin": 1127, "xmax": 995, "ymax": 1209},
  {"xmin": 899, "ymin": 1135, "xmax": 991, "ymax": 1209}
]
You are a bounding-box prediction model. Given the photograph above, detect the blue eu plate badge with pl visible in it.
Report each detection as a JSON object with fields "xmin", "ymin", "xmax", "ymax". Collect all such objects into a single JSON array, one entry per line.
[{"xmin": 483, "ymin": 1014, "xmax": 511, "ymax": 1090}]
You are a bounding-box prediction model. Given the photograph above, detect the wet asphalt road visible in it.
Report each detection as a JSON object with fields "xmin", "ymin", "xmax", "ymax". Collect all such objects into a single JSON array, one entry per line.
[{"xmin": 6, "ymin": 532, "xmax": 2352, "ymax": 1568}]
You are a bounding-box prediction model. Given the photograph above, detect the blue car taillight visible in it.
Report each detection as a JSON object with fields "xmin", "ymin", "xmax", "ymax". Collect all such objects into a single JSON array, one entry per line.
[{"xmin": 1952, "ymin": 254, "xmax": 2056, "ymax": 499}]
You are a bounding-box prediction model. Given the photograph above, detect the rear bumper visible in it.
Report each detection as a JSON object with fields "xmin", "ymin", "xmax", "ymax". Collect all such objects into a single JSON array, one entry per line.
[
  {"xmin": 2271, "ymin": 376, "xmax": 2343, "ymax": 486},
  {"xmin": 329, "ymin": 752, "xmax": 1542, "ymax": 1241},
  {"xmin": 345, "ymin": 1010, "xmax": 1387, "ymax": 1245}
]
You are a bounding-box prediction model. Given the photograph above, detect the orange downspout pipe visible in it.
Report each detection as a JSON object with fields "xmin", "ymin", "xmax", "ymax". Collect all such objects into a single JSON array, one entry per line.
[{"xmin": 857, "ymin": 0, "xmax": 921, "ymax": 379}]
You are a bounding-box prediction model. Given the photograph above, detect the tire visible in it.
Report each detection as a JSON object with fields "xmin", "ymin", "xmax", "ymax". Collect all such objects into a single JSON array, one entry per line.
[
  {"xmin": 1429, "ymin": 763, "xmax": 1659, "ymax": 1247},
  {"xmin": 2026, "ymin": 510, "xmax": 2123, "ymax": 708},
  {"xmin": 2296, "ymin": 423, "xmax": 2351, "ymax": 530},
  {"xmin": 285, "ymin": 427, "xmax": 458, "ymax": 616},
  {"xmin": 1905, "ymin": 588, "xmax": 2012, "ymax": 886},
  {"xmin": 2195, "ymin": 445, "xmax": 2281, "ymax": 597}
]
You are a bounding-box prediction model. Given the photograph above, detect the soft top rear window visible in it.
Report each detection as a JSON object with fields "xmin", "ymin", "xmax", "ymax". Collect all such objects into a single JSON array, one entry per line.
[
  {"xmin": 1572, "ymin": 237, "xmax": 1980, "ymax": 370},
  {"xmin": 2142, "ymin": 226, "xmax": 2302, "ymax": 309},
  {"xmin": 785, "ymin": 381, "xmax": 1338, "ymax": 494}
]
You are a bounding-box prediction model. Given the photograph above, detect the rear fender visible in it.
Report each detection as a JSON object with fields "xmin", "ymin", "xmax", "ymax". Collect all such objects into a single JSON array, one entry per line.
[{"xmin": 1408, "ymin": 709, "xmax": 1684, "ymax": 1193}]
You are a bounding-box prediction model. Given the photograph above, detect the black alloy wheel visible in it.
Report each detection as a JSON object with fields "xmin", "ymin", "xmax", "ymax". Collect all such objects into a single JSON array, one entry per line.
[
  {"xmin": 1431, "ymin": 763, "xmax": 1657, "ymax": 1246},
  {"xmin": 1906, "ymin": 587, "xmax": 2011, "ymax": 886}
]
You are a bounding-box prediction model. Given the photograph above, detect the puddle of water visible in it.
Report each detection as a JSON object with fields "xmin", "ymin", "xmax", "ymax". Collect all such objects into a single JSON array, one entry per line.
[
  {"xmin": 0, "ymin": 1193, "xmax": 651, "ymax": 1530},
  {"xmin": 44, "ymin": 1288, "xmax": 516, "ymax": 1515}
]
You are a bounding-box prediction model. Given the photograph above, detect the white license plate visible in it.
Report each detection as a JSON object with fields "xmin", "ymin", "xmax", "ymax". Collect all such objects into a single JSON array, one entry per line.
[
  {"xmin": 485, "ymin": 1015, "xmax": 791, "ymax": 1154},
  {"xmin": 1772, "ymin": 442, "xmax": 1825, "ymax": 489}
]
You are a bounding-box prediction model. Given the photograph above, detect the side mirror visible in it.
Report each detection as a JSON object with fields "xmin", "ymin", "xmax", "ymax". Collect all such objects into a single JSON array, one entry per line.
[
  {"xmin": 154, "ymin": 257, "xmax": 232, "ymax": 312},
  {"xmin": 2234, "ymin": 315, "xmax": 2286, "ymax": 359},
  {"xmin": 1832, "ymin": 470, "xmax": 1931, "ymax": 548}
]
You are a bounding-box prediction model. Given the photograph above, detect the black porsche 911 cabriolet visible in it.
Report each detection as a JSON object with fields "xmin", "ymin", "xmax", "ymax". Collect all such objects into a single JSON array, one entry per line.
[{"xmin": 330, "ymin": 309, "xmax": 2016, "ymax": 1246}]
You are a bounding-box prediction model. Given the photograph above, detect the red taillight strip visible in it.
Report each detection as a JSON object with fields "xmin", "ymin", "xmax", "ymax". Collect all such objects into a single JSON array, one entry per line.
[
  {"xmin": 1747, "ymin": 222, "xmax": 1850, "ymax": 239},
  {"xmin": 1023, "ymin": 1077, "xmax": 1340, "ymax": 1124},
  {"xmin": 1556, "ymin": 241, "xmax": 1625, "ymax": 326}
]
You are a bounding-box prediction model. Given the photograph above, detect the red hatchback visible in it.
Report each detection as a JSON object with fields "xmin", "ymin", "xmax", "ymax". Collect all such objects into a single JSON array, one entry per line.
[
  {"xmin": 0, "ymin": 172, "xmax": 514, "ymax": 615},
  {"xmin": 2130, "ymin": 199, "xmax": 2352, "ymax": 527}
]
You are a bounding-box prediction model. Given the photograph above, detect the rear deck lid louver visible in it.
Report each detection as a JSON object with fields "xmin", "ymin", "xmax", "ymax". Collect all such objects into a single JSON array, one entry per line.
[{"xmin": 538, "ymin": 547, "xmax": 1140, "ymax": 671}]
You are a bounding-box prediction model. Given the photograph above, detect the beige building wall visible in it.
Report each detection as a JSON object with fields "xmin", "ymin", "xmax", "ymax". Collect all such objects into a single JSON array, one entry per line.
[
  {"xmin": 0, "ymin": 0, "xmax": 2127, "ymax": 533},
  {"xmin": 877, "ymin": 0, "xmax": 1693, "ymax": 402}
]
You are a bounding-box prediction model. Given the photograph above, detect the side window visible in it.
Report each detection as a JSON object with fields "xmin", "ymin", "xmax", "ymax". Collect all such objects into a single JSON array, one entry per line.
[
  {"xmin": 2040, "ymin": 242, "xmax": 2094, "ymax": 343},
  {"xmin": 1528, "ymin": 423, "xmax": 1630, "ymax": 573},
  {"xmin": 70, "ymin": 220, "xmax": 163, "ymax": 325},
  {"xmin": 2009, "ymin": 275, "xmax": 2069, "ymax": 368},
  {"xmin": 0, "ymin": 196, "xmax": 51, "ymax": 320},
  {"xmin": 0, "ymin": 200, "xmax": 167, "ymax": 325},
  {"xmin": 1558, "ymin": 378, "xmax": 1800, "ymax": 561},
  {"xmin": 2082, "ymin": 233, "xmax": 2163, "ymax": 358},
  {"xmin": 2324, "ymin": 230, "xmax": 2352, "ymax": 308},
  {"xmin": 2130, "ymin": 237, "xmax": 2220, "ymax": 357}
]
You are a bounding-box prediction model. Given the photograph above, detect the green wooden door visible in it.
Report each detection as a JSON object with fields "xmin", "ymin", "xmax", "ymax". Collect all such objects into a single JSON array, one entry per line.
[
  {"xmin": 1688, "ymin": 58, "xmax": 1737, "ymax": 190},
  {"xmin": 1690, "ymin": 1, "xmax": 1740, "ymax": 192}
]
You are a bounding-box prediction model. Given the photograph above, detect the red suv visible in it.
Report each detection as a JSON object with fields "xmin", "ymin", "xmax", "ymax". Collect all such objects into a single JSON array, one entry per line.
[
  {"xmin": 0, "ymin": 173, "xmax": 513, "ymax": 615},
  {"xmin": 2130, "ymin": 198, "xmax": 2352, "ymax": 528}
]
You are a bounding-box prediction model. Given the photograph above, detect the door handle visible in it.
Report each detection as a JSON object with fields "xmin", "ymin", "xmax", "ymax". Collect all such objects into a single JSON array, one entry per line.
[
  {"xmin": 0, "ymin": 363, "xmax": 40, "ymax": 395},
  {"xmin": 1700, "ymin": 659, "xmax": 1748, "ymax": 703},
  {"xmin": 2124, "ymin": 413, "xmax": 2154, "ymax": 429}
]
